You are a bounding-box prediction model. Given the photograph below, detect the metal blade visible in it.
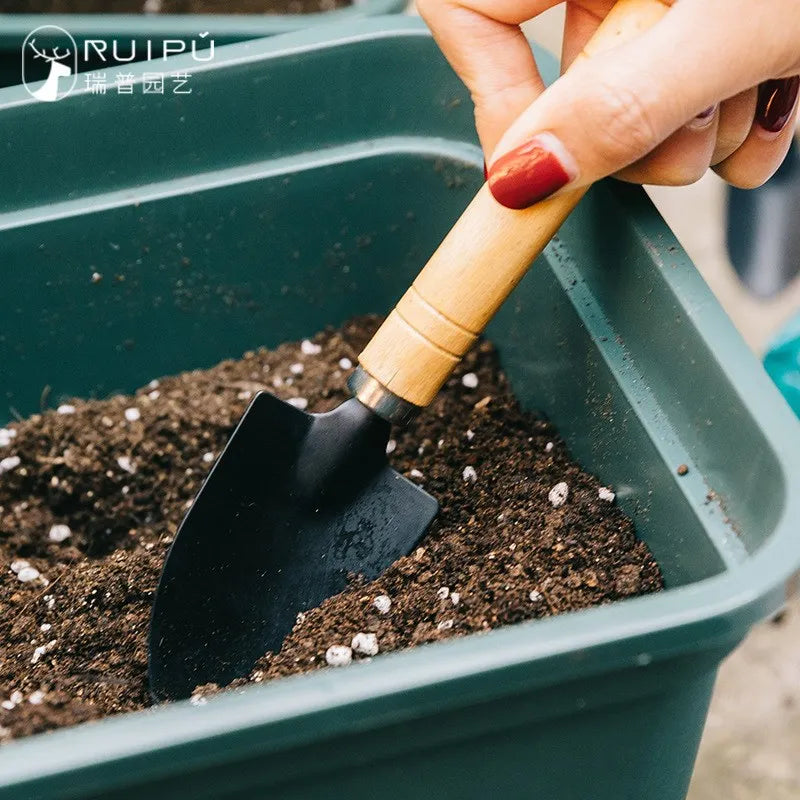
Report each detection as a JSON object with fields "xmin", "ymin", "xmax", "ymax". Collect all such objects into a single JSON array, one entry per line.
[{"xmin": 149, "ymin": 393, "xmax": 437, "ymax": 700}]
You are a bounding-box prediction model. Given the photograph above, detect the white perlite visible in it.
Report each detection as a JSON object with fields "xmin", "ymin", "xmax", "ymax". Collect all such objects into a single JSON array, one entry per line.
[
  {"xmin": 351, "ymin": 632, "xmax": 379, "ymax": 657},
  {"xmin": 385, "ymin": 439, "xmax": 396, "ymax": 455},
  {"xmin": 529, "ymin": 590, "xmax": 543, "ymax": 602},
  {"xmin": 148, "ymin": 390, "xmax": 160, "ymax": 401},
  {"xmin": 325, "ymin": 645, "xmax": 353, "ymax": 667},
  {"xmin": 56, "ymin": 404, "xmax": 76, "ymax": 415},
  {"xmin": 437, "ymin": 619, "xmax": 454, "ymax": 631},
  {"xmin": 450, "ymin": 592, "xmax": 461, "ymax": 606},
  {"xmin": 31, "ymin": 640, "xmax": 56, "ymax": 664},
  {"xmin": 202, "ymin": 452, "xmax": 215, "ymax": 464},
  {"xmin": 48, "ymin": 524, "xmax": 71, "ymax": 543},
  {"xmin": 461, "ymin": 372, "xmax": 479, "ymax": 389},
  {"xmin": 465, "ymin": 429, "xmax": 475, "ymax": 442},
  {"xmin": 10, "ymin": 559, "xmax": 29, "ymax": 574},
  {"xmin": 436, "ymin": 586, "xmax": 450, "ymax": 600},
  {"xmin": 545, "ymin": 441, "xmax": 554, "ymax": 453},
  {"xmin": 373, "ymin": 594, "xmax": 391, "ymax": 614},
  {"xmin": 289, "ymin": 362, "xmax": 304, "ymax": 375},
  {"xmin": 548, "ymin": 482, "xmax": 569, "ymax": 508},
  {"xmin": 116, "ymin": 456, "xmax": 136, "ymax": 474},
  {"xmin": 338, "ymin": 357, "xmax": 353, "ymax": 370},
  {"xmin": 598, "ymin": 486, "xmax": 616, "ymax": 503},
  {"xmin": 1, "ymin": 691, "xmax": 22, "ymax": 710},
  {"xmin": 0, "ymin": 456, "xmax": 21, "ymax": 475},
  {"xmin": 462, "ymin": 466, "xmax": 477, "ymax": 484},
  {"xmin": 0, "ymin": 428, "xmax": 16, "ymax": 448},
  {"xmin": 287, "ymin": 397, "xmax": 308, "ymax": 411},
  {"xmin": 409, "ymin": 469, "xmax": 423, "ymax": 479},
  {"xmin": 17, "ymin": 566, "xmax": 41, "ymax": 583},
  {"xmin": 301, "ymin": 339, "xmax": 322, "ymax": 356},
  {"xmin": 28, "ymin": 690, "xmax": 45, "ymax": 705},
  {"xmin": 40, "ymin": 623, "xmax": 52, "ymax": 632},
  {"xmin": 124, "ymin": 407, "xmax": 141, "ymax": 423}
]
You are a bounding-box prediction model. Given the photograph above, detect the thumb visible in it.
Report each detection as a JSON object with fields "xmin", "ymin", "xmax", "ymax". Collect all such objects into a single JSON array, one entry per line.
[{"xmin": 487, "ymin": 0, "xmax": 794, "ymax": 208}]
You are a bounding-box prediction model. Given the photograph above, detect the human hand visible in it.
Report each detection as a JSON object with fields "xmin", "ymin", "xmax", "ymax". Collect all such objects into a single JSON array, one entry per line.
[{"xmin": 418, "ymin": 0, "xmax": 800, "ymax": 208}]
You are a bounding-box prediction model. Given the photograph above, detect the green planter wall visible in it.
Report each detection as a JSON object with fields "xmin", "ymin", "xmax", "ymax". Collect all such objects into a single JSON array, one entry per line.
[
  {"xmin": 0, "ymin": 0, "xmax": 406, "ymax": 87},
  {"xmin": 0, "ymin": 19, "xmax": 798, "ymax": 800}
]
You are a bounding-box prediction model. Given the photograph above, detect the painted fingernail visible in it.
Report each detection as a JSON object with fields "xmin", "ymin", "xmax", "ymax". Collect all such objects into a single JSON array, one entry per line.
[
  {"xmin": 487, "ymin": 133, "xmax": 577, "ymax": 209},
  {"xmin": 687, "ymin": 105, "xmax": 717, "ymax": 129},
  {"xmin": 756, "ymin": 76, "xmax": 800, "ymax": 133}
]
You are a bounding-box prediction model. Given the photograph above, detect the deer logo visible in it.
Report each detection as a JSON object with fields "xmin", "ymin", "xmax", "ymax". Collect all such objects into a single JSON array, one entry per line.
[{"xmin": 22, "ymin": 26, "xmax": 78, "ymax": 102}]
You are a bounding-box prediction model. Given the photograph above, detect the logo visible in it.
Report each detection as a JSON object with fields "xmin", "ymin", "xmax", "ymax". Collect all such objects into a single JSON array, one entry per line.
[
  {"xmin": 22, "ymin": 28, "xmax": 215, "ymax": 102},
  {"xmin": 22, "ymin": 26, "xmax": 78, "ymax": 102}
]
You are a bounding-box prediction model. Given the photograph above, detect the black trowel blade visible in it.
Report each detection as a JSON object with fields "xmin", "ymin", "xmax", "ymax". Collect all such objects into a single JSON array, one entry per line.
[{"xmin": 148, "ymin": 393, "xmax": 437, "ymax": 701}]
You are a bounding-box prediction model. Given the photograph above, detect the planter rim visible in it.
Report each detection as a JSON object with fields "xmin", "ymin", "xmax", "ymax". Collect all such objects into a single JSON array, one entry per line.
[{"xmin": 0, "ymin": 0, "xmax": 407, "ymax": 42}]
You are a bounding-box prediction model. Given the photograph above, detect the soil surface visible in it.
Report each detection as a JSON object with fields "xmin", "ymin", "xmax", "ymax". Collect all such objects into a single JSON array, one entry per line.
[
  {"xmin": 0, "ymin": 316, "xmax": 662, "ymax": 741},
  {"xmin": 0, "ymin": 0, "xmax": 350, "ymax": 14}
]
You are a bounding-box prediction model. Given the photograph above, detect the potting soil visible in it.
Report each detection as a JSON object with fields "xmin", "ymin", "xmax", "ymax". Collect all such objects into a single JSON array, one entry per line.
[{"xmin": 0, "ymin": 315, "xmax": 662, "ymax": 740}]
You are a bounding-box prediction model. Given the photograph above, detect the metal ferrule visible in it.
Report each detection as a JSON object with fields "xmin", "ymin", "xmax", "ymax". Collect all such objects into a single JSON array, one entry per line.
[{"xmin": 347, "ymin": 366, "xmax": 422, "ymax": 426}]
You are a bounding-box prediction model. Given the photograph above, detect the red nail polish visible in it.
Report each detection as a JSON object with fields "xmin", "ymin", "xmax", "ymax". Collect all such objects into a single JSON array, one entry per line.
[
  {"xmin": 756, "ymin": 76, "xmax": 800, "ymax": 133},
  {"xmin": 483, "ymin": 160, "xmax": 488, "ymax": 181},
  {"xmin": 488, "ymin": 137, "xmax": 572, "ymax": 209}
]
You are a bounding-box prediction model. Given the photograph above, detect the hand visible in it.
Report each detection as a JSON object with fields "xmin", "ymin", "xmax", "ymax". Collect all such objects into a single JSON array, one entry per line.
[{"xmin": 418, "ymin": 0, "xmax": 800, "ymax": 209}]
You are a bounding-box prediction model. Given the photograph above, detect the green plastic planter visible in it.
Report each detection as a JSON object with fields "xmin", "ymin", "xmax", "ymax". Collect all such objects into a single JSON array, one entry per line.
[
  {"xmin": 0, "ymin": 0, "xmax": 406, "ymax": 87},
  {"xmin": 0, "ymin": 19, "xmax": 798, "ymax": 800}
]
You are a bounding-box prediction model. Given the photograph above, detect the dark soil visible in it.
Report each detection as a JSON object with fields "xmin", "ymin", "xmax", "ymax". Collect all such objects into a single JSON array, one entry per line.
[
  {"xmin": 0, "ymin": 316, "xmax": 662, "ymax": 741},
  {"xmin": 0, "ymin": 0, "xmax": 350, "ymax": 14}
]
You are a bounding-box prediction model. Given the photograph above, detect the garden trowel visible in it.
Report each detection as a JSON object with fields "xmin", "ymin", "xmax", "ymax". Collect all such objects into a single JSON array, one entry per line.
[{"xmin": 149, "ymin": 0, "xmax": 670, "ymax": 700}]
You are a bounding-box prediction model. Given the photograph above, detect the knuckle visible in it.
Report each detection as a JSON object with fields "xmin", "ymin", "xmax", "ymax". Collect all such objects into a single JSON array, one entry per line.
[{"xmin": 585, "ymin": 80, "xmax": 661, "ymax": 167}]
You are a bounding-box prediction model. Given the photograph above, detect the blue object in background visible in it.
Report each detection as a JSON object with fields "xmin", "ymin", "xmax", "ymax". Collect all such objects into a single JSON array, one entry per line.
[{"xmin": 765, "ymin": 313, "xmax": 800, "ymax": 418}]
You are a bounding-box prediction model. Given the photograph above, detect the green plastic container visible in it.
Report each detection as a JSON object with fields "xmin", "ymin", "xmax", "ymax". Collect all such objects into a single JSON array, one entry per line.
[
  {"xmin": 0, "ymin": 0, "xmax": 406, "ymax": 87},
  {"xmin": 0, "ymin": 19, "xmax": 798, "ymax": 800}
]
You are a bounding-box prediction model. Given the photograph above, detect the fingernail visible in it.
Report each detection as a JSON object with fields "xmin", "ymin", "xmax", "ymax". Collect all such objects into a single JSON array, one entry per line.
[
  {"xmin": 487, "ymin": 133, "xmax": 577, "ymax": 209},
  {"xmin": 756, "ymin": 76, "xmax": 800, "ymax": 133},
  {"xmin": 687, "ymin": 105, "xmax": 717, "ymax": 129}
]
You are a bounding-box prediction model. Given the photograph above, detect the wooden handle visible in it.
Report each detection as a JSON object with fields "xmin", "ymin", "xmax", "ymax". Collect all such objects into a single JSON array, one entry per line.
[{"xmin": 357, "ymin": 0, "xmax": 670, "ymax": 408}]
